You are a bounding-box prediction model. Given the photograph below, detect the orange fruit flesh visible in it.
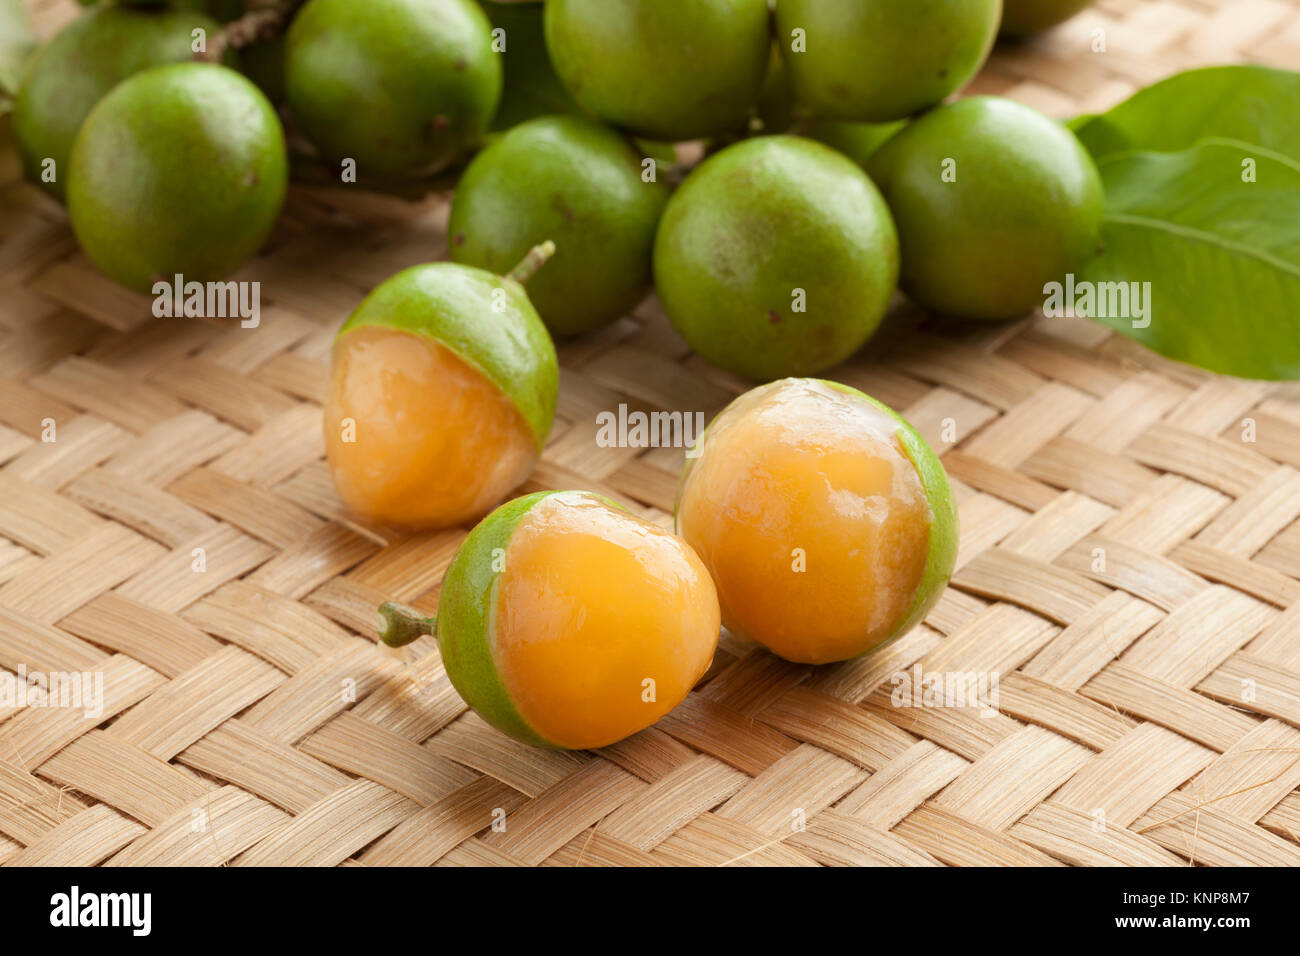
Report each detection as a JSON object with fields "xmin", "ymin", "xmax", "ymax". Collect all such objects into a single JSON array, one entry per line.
[
  {"xmin": 493, "ymin": 493, "xmax": 719, "ymax": 749},
  {"xmin": 324, "ymin": 325, "xmax": 539, "ymax": 528},
  {"xmin": 677, "ymin": 380, "xmax": 932, "ymax": 664}
]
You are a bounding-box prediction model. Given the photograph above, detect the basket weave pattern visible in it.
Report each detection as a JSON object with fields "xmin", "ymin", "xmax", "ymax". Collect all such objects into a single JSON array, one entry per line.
[{"xmin": 2, "ymin": 0, "xmax": 1300, "ymax": 866}]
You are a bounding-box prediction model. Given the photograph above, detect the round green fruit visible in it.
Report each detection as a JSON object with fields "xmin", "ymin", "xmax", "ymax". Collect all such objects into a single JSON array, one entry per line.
[
  {"xmin": 449, "ymin": 115, "xmax": 669, "ymax": 337},
  {"xmin": 1001, "ymin": 0, "xmax": 1094, "ymax": 36},
  {"xmin": 774, "ymin": 0, "xmax": 1001, "ymax": 122},
  {"xmin": 544, "ymin": 0, "xmax": 770, "ymax": 142},
  {"xmin": 285, "ymin": 0, "xmax": 501, "ymax": 182},
  {"xmin": 868, "ymin": 95, "xmax": 1104, "ymax": 320},
  {"xmin": 67, "ymin": 62, "xmax": 287, "ymax": 292},
  {"xmin": 377, "ymin": 489, "xmax": 720, "ymax": 749},
  {"xmin": 653, "ymin": 136, "xmax": 899, "ymax": 381},
  {"xmin": 12, "ymin": 5, "xmax": 226, "ymax": 200}
]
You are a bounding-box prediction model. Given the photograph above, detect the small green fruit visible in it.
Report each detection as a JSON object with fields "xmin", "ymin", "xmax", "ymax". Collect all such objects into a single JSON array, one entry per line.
[
  {"xmin": 653, "ymin": 136, "xmax": 899, "ymax": 381},
  {"xmin": 67, "ymin": 62, "xmax": 287, "ymax": 292},
  {"xmin": 775, "ymin": 0, "xmax": 1001, "ymax": 122},
  {"xmin": 868, "ymin": 95, "xmax": 1105, "ymax": 320},
  {"xmin": 12, "ymin": 5, "xmax": 226, "ymax": 199},
  {"xmin": 285, "ymin": 0, "xmax": 501, "ymax": 182},
  {"xmin": 1001, "ymin": 0, "xmax": 1095, "ymax": 36},
  {"xmin": 544, "ymin": 0, "xmax": 771, "ymax": 142},
  {"xmin": 449, "ymin": 115, "xmax": 669, "ymax": 337}
]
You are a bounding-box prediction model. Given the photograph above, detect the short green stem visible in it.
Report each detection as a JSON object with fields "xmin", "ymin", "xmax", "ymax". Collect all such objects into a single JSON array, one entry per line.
[
  {"xmin": 377, "ymin": 602, "xmax": 436, "ymax": 648},
  {"xmin": 507, "ymin": 240, "xmax": 556, "ymax": 285}
]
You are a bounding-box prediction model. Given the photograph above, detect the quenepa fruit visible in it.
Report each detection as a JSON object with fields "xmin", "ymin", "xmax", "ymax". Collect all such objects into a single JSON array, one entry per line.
[
  {"xmin": 13, "ymin": 5, "xmax": 225, "ymax": 199},
  {"xmin": 775, "ymin": 0, "xmax": 1000, "ymax": 122},
  {"xmin": 544, "ymin": 0, "xmax": 770, "ymax": 142},
  {"xmin": 449, "ymin": 116, "xmax": 669, "ymax": 337},
  {"xmin": 67, "ymin": 62, "xmax": 286, "ymax": 292},
  {"xmin": 285, "ymin": 0, "xmax": 500, "ymax": 181},
  {"xmin": 868, "ymin": 95, "xmax": 1104, "ymax": 319},
  {"xmin": 324, "ymin": 246, "xmax": 559, "ymax": 529},
  {"xmin": 1001, "ymin": 0, "xmax": 1095, "ymax": 36},
  {"xmin": 676, "ymin": 379, "xmax": 957, "ymax": 665},
  {"xmin": 378, "ymin": 490, "xmax": 720, "ymax": 749},
  {"xmin": 654, "ymin": 136, "xmax": 898, "ymax": 381}
]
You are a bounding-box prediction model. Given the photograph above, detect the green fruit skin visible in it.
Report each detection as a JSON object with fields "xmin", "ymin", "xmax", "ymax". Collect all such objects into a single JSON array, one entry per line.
[
  {"xmin": 775, "ymin": 0, "xmax": 1002, "ymax": 122},
  {"xmin": 67, "ymin": 63, "xmax": 287, "ymax": 293},
  {"xmin": 285, "ymin": 0, "xmax": 501, "ymax": 182},
  {"xmin": 821, "ymin": 381, "xmax": 958, "ymax": 645},
  {"xmin": 544, "ymin": 0, "xmax": 771, "ymax": 142},
  {"xmin": 1000, "ymin": 0, "xmax": 1094, "ymax": 36},
  {"xmin": 448, "ymin": 115, "xmax": 669, "ymax": 337},
  {"xmin": 12, "ymin": 6, "xmax": 227, "ymax": 200},
  {"xmin": 868, "ymin": 95, "xmax": 1105, "ymax": 320},
  {"xmin": 336, "ymin": 261, "xmax": 558, "ymax": 452},
  {"xmin": 653, "ymin": 136, "xmax": 899, "ymax": 381},
  {"xmin": 436, "ymin": 490, "xmax": 558, "ymax": 748},
  {"xmin": 480, "ymin": 0, "xmax": 583, "ymax": 132}
]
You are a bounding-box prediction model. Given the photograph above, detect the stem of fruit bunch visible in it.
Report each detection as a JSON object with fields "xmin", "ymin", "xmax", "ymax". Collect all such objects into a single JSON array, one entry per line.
[
  {"xmin": 507, "ymin": 240, "xmax": 557, "ymax": 285},
  {"xmin": 197, "ymin": 0, "xmax": 303, "ymax": 63},
  {"xmin": 377, "ymin": 602, "xmax": 436, "ymax": 648}
]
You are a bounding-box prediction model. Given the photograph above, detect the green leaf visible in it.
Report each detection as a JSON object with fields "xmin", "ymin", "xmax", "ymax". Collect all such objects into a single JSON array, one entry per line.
[
  {"xmin": 1074, "ymin": 65, "xmax": 1300, "ymax": 162},
  {"xmin": 1077, "ymin": 139, "xmax": 1300, "ymax": 380}
]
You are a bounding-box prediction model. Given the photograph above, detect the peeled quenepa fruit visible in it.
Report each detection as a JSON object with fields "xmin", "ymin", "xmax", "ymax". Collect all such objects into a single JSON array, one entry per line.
[
  {"xmin": 1001, "ymin": 0, "xmax": 1095, "ymax": 36},
  {"xmin": 868, "ymin": 96, "xmax": 1104, "ymax": 320},
  {"xmin": 378, "ymin": 490, "xmax": 720, "ymax": 749},
  {"xmin": 654, "ymin": 136, "xmax": 898, "ymax": 381},
  {"xmin": 775, "ymin": 0, "xmax": 1000, "ymax": 122},
  {"xmin": 449, "ymin": 116, "xmax": 669, "ymax": 337},
  {"xmin": 676, "ymin": 379, "xmax": 957, "ymax": 665},
  {"xmin": 324, "ymin": 246, "xmax": 558, "ymax": 529},
  {"xmin": 67, "ymin": 62, "xmax": 286, "ymax": 292},
  {"xmin": 285, "ymin": 0, "xmax": 500, "ymax": 182},
  {"xmin": 12, "ymin": 5, "xmax": 224, "ymax": 199},
  {"xmin": 544, "ymin": 0, "xmax": 770, "ymax": 142}
]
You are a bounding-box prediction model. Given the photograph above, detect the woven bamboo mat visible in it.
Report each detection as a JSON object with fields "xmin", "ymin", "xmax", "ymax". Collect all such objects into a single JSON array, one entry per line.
[{"xmin": 1, "ymin": 0, "xmax": 1299, "ymax": 867}]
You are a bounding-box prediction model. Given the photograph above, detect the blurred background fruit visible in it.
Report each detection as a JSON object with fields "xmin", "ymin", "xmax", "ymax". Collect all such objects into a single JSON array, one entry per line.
[
  {"xmin": 774, "ymin": 0, "xmax": 1001, "ymax": 122},
  {"xmin": 285, "ymin": 0, "xmax": 500, "ymax": 182},
  {"xmin": 66, "ymin": 62, "xmax": 287, "ymax": 290},
  {"xmin": 13, "ymin": 4, "xmax": 227, "ymax": 198},
  {"xmin": 544, "ymin": 0, "xmax": 770, "ymax": 141}
]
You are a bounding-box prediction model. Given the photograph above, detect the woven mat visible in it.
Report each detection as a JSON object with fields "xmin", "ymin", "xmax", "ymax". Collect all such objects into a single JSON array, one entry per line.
[{"xmin": 2, "ymin": 0, "xmax": 1299, "ymax": 867}]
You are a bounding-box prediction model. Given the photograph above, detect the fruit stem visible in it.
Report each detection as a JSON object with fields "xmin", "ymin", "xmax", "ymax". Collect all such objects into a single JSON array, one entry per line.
[
  {"xmin": 507, "ymin": 241, "xmax": 556, "ymax": 285},
  {"xmin": 377, "ymin": 602, "xmax": 436, "ymax": 648}
]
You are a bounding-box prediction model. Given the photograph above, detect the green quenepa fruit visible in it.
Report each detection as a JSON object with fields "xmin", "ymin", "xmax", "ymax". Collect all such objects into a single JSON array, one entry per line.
[
  {"xmin": 285, "ymin": 0, "xmax": 501, "ymax": 182},
  {"xmin": 480, "ymin": 0, "xmax": 582, "ymax": 132},
  {"xmin": 775, "ymin": 0, "xmax": 1001, "ymax": 122},
  {"xmin": 868, "ymin": 95, "xmax": 1104, "ymax": 320},
  {"xmin": 12, "ymin": 5, "xmax": 226, "ymax": 199},
  {"xmin": 654, "ymin": 136, "xmax": 899, "ymax": 381},
  {"xmin": 544, "ymin": 0, "xmax": 770, "ymax": 142},
  {"xmin": 449, "ymin": 116, "xmax": 669, "ymax": 337},
  {"xmin": 67, "ymin": 62, "xmax": 287, "ymax": 292},
  {"xmin": 1001, "ymin": 0, "xmax": 1094, "ymax": 36}
]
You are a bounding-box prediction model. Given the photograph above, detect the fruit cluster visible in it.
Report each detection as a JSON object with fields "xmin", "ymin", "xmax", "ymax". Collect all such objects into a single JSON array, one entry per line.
[{"xmin": 13, "ymin": 0, "xmax": 1108, "ymax": 749}]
